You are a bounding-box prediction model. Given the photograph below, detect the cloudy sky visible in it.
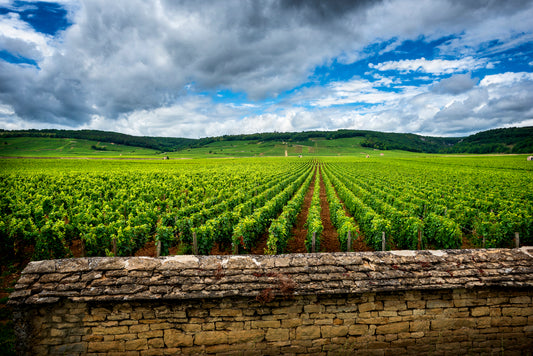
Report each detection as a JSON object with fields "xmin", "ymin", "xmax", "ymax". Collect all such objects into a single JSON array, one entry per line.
[{"xmin": 0, "ymin": 0, "xmax": 532, "ymax": 138}]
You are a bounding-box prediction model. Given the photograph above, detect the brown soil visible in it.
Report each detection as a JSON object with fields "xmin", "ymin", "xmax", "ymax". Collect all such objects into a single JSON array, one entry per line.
[
  {"xmin": 70, "ymin": 239, "xmax": 85, "ymax": 257},
  {"xmin": 1, "ymin": 245, "xmax": 33, "ymax": 330},
  {"xmin": 211, "ymin": 241, "xmax": 232, "ymax": 255},
  {"xmin": 134, "ymin": 240, "xmax": 179, "ymax": 257},
  {"xmin": 71, "ymin": 238, "xmax": 170, "ymax": 258},
  {"xmin": 250, "ymin": 232, "xmax": 269, "ymax": 255},
  {"xmin": 331, "ymin": 175, "xmax": 373, "ymax": 252},
  {"xmin": 351, "ymin": 230, "xmax": 374, "ymax": 252},
  {"xmin": 0, "ymin": 267, "xmax": 20, "ymax": 301},
  {"xmin": 461, "ymin": 234, "xmax": 478, "ymax": 249},
  {"xmin": 286, "ymin": 171, "xmax": 315, "ymax": 253},
  {"xmin": 339, "ymin": 206, "xmax": 373, "ymax": 252},
  {"xmin": 318, "ymin": 171, "xmax": 341, "ymax": 252},
  {"xmin": 135, "ymin": 240, "xmax": 157, "ymax": 257}
]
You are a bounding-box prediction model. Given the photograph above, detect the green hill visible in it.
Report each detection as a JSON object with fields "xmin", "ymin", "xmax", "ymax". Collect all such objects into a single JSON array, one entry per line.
[
  {"xmin": 1, "ymin": 126, "xmax": 532, "ymax": 157},
  {"xmin": 443, "ymin": 126, "xmax": 533, "ymax": 154},
  {"xmin": 0, "ymin": 136, "xmax": 164, "ymax": 157},
  {"xmin": 0, "ymin": 129, "xmax": 193, "ymax": 152}
]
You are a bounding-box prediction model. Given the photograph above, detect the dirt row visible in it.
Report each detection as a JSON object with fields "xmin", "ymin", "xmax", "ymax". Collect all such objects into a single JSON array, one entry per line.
[
  {"xmin": 285, "ymin": 166, "xmax": 371, "ymax": 254},
  {"xmin": 133, "ymin": 167, "xmax": 371, "ymax": 257}
]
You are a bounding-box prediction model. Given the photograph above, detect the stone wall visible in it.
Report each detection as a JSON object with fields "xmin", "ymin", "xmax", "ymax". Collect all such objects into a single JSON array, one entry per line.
[{"xmin": 10, "ymin": 248, "xmax": 533, "ymax": 355}]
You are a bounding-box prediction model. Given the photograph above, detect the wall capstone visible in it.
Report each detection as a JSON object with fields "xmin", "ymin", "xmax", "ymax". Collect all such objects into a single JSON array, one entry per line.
[{"xmin": 9, "ymin": 248, "xmax": 533, "ymax": 355}]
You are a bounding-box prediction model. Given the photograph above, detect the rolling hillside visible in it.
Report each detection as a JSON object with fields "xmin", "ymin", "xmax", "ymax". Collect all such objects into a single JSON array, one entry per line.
[{"xmin": 1, "ymin": 126, "xmax": 532, "ymax": 157}]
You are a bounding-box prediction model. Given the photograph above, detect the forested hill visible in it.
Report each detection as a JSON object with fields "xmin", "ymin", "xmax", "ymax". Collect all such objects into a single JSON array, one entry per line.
[
  {"xmin": 357, "ymin": 126, "xmax": 533, "ymax": 153},
  {"xmin": 443, "ymin": 127, "xmax": 533, "ymax": 154},
  {"xmin": 1, "ymin": 126, "xmax": 532, "ymax": 154},
  {"xmin": 0, "ymin": 129, "xmax": 195, "ymax": 152}
]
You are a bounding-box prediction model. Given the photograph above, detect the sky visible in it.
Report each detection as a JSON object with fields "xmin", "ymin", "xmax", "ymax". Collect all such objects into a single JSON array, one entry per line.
[{"xmin": 0, "ymin": 0, "xmax": 532, "ymax": 139}]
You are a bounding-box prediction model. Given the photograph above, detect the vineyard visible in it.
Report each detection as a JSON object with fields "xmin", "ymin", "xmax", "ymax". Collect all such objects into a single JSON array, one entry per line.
[{"xmin": 0, "ymin": 155, "xmax": 532, "ymax": 263}]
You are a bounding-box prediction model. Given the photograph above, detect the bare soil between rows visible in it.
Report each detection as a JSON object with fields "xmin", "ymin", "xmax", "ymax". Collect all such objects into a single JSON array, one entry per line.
[
  {"xmin": 133, "ymin": 167, "xmax": 373, "ymax": 256},
  {"xmin": 317, "ymin": 169, "xmax": 341, "ymax": 253},
  {"xmin": 285, "ymin": 172, "xmax": 315, "ymax": 253}
]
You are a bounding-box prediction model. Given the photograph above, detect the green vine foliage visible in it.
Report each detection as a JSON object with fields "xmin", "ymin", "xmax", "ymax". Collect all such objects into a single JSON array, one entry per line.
[
  {"xmin": 305, "ymin": 168, "xmax": 323, "ymax": 252},
  {"xmin": 266, "ymin": 170, "xmax": 314, "ymax": 254},
  {"xmin": 1, "ymin": 154, "xmax": 531, "ymax": 260}
]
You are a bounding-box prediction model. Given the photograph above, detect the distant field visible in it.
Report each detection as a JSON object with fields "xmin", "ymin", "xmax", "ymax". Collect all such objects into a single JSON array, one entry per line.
[
  {"xmin": 0, "ymin": 136, "xmax": 394, "ymax": 158},
  {"xmin": 0, "ymin": 137, "xmax": 162, "ymax": 157}
]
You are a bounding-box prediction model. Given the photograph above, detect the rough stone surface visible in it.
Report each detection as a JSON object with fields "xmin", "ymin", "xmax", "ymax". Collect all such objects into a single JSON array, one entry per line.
[
  {"xmin": 9, "ymin": 248, "xmax": 533, "ymax": 355},
  {"xmin": 9, "ymin": 248, "xmax": 533, "ymax": 305},
  {"xmin": 12, "ymin": 288, "xmax": 533, "ymax": 355}
]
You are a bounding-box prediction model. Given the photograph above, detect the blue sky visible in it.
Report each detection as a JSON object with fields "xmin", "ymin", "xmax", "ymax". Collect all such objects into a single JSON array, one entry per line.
[{"xmin": 0, "ymin": 0, "xmax": 532, "ymax": 138}]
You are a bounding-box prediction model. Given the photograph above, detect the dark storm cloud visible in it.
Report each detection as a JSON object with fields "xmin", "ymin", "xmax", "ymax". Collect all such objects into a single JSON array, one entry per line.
[
  {"xmin": 1, "ymin": 0, "xmax": 380, "ymax": 125},
  {"xmin": 0, "ymin": 61, "xmax": 94, "ymax": 124},
  {"xmin": 432, "ymin": 73, "xmax": 478, "ymax": 95},
  {"xmin": 422, "ymin": 77, "xmax": 533, "ymax": 135},
  {"xmin": 0, "ymin": 0, "xmax": 532, "ymax": 137}
]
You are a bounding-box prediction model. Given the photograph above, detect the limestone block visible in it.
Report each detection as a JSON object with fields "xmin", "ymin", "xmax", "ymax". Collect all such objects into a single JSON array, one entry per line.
[
  {"xmin": 125, "ymin": 338, "xmax": 148, "ymax": 351},
  {"xmin": 163, "ymin": 329, "xmax": 194, "ymax": 347},
  {"xmin": 296, "ymin": 325, "xmax": 321, "ymax": 340},
  {"xmin": 130, "ymin": 324, "xmax": 150, "ymax": 333},
  {"xmin": 321, "ymin": 325, "xmax": 348, "ymax": 338},
  {"xmin": 158, "ymin": 255, "xmax": 200, "ymax": 270},
  {"xmin": 510, "ymin": 296, "xmax": 531, "ymax": 304},
  {"xmin": 210, "ymin": 308, "xmax": 243, "ymax": 317},
  {"xmin": 88, "ymin": 340, "xmax": 124, "ymax": 352},
  {"xmin": 125, "ymin": 257, "xmax": 160, "ymax": 271},
  {"xmin": 383, "ymin": 300, "xmax": 407, "ymax": 311},
  {"xmin": 138, "ymin": 330, "xmax": 163, "ymax": 339},
  {"xmin": 426, "ymin": 299, "xmax": 453, "ymax": 309},
  {"xmin": 410, "ymin": 320, "xmax": 430, "ymax": 332},
  {"xmin": 227, "ymin": 329, "xmax": 264, "ymax": 344},
  {"xmin": 24, "ymin": 260, "xmax": 56, "ymax": 274},
  {"xmin": 91, "ymin": 258, "xmax": 126, "ymax": 271},
  {"xmin": 471, "ymin": 307, "xmax": 490, "ymax": 317},
  {"xmin": 251, "ymin": 320, "xmax": 280, "ymax": 329},
  {"xmin": 376, "ymin": 321, "xmax": 409, "ymax": 334},
  {"xmin": 114, "ymin": 333, "xmax": 137, "ymax": 341},
  {"xmin": 359, "ymin": 301, "xmax": 383, "ymax": 312},
  {"xmin": 193, "ymin": 330, "xmax": 228, "ymax": 346},
  {"xmin": 148, "ymin": 337, "xmax": 165, "ymax": 348},
  {"xmin": 265, "ymin": 328, "xmax": 289, "ymax": 341}
]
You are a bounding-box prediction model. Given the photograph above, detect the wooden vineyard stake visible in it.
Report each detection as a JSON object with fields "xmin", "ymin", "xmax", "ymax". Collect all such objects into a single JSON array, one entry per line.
[
  {"xmin": 193, "ymin": 232, "xmax": 199, "ymax": 255},
  {"xmin": 312, "ymin": 232, "xmax": 316, "ymax": 253},
  {"xmin": 382, "ymin": 232, "xmax": 386, "ymax": 251},
  {"xmin": 417, "ymin": 228, "xmax": 422, "ymax": 250},
  {"xmin": 347, "ymin": 230, "xmax": 351, "ymax": 252},
  {"xmin": 483, "ymin": 236, "xmax": 486, "ymax": 248},
  {"xmin": 156, "ymin": 240, "xmax": 161, "ymax": 258},
  {"xmin": 112, "ymin": 237, "xmax": 117, "ymax": 257},
  {"xmin": 81, "ymin": 239, "xmax": 86, "ymax": 257},
  {"xmin": 515, "ymin": 232, "xmax": 520, "ymax": 248}
]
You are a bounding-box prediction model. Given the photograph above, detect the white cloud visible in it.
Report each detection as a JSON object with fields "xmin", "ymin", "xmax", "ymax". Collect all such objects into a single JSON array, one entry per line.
[
  {"xmin": 0, "ymin": 12, "xmax": 54, "ymax": 60},
  {"xmin": 1, "ymin": 0, "xmax": 533, "ymax": 137},
  {"xmin": 479, "ymin": 72, "xmax": 533, "ymax": 87},
  {"xmin": 436, "ymin": 6, "xmax": 533, "ymax": 58},
  {"xmin": 311, "ymin": 78, "xmax": 420, "ymax": 108},
  {"xmin": 369, "ymin": 57, "xmax": 484, "ymax": 74},
  {"xmin": 0, "ymin": 103, "xmax": 14, "ymax": 115}
]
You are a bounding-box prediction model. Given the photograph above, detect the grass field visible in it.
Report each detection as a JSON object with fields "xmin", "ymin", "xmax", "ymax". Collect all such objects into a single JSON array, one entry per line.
[
  {"xmin": 0, "ymin": 136, "xmax": 392, "ymax": 158},
  {"xmin": 0, "ymin": 137, "xmax": 163, "ymax": 157}
]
